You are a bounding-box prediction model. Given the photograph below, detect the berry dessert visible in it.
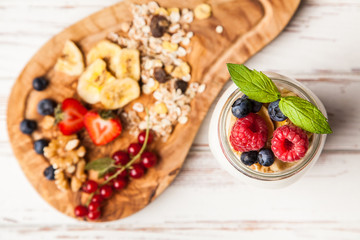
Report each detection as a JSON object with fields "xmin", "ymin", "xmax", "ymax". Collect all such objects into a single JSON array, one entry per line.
[{"xmin": 226, "ymin": 64, "xmax": 331, "ymax": 173}]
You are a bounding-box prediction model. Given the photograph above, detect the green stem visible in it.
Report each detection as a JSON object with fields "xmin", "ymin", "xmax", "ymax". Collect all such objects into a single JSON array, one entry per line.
[
  {"xmin": 85, "ymin": 192, "xmax": 95, "ymax": 206},
  {"xmin": 100, "ymin": 108, "xmax": 150, "ymax": 186}
]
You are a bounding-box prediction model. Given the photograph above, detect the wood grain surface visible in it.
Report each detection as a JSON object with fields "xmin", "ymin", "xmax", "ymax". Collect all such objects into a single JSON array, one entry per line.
[
  {"xmin": 1, "ymin": 0, "xmax": 360, "ymax": 239},
  {"xmin": 6, "ymin": 0, "xmax": 300, "ymax": 222}
]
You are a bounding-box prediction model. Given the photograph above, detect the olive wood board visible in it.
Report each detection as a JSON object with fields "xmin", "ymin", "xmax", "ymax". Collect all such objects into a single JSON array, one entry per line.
[{"xmin": 7, "ymin": 0, "xmax": 300, "ymax": 222}]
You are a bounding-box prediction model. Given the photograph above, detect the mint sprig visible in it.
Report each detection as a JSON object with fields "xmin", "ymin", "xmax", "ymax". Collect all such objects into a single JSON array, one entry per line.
[
  {"xmin": 226, "ymin": 63, "xmax": 281, "ymax": 103},
  {"xmin": 226, "ymin": 63, "xmax": 332, "ymax": 134},
  {"xmin": 279, "ymin": 96, "xmax": 332, "ymax": 134}
]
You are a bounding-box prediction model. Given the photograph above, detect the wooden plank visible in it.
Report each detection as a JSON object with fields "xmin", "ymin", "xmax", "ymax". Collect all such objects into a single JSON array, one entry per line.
[{"xmin": 0, "ymin": 151, "xmax": 360, "ymax": 239}]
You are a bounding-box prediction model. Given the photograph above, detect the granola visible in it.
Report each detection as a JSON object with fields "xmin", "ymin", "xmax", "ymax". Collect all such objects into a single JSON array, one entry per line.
[{"xmin": 108, "ymin": 2, "xmax": 206, "ymax": 141}]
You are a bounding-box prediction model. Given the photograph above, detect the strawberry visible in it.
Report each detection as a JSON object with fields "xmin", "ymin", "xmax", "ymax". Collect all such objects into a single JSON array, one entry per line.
[
  {"xmin": 55, "ymin": 98, "xmax": 88, "ymax": 135},
  {"xmin": 84, "ymin": 110, "xmax": 122, "ymax": 146}
]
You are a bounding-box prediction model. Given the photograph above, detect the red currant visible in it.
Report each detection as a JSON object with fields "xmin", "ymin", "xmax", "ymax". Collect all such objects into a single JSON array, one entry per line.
[
  {"xmin": 138, "ymin": 131, "xmax": 154, "ymax": 145},
  {"xmin": 104, "ymin": 172, "xmax": 115, "ymax": 184},
  {"xmin": 88, "ymin": 202, "xmax": 101, "ymax": 212},
  {"xmin": 129, "ymin": 163, "xmax": 145, "ymax": 179},
  {"xmin": 128, "ymin": 143, "xmax": 142, "ymax": 156},
  {"xmin": 141, "ymin": 152, "xmax": 157, "ymax": 168},
  {"xmin": 87, "ymin": 209, "xmax": 101, "ymax": 220},
  {"xmin": 82, "ymin": 180, "xmax": 98, "ymax": 193},
  {"xmin": 99, "ymin": 185, "xmax": 113, "ymax": 199},
  {"xmin": 91, "ymin": 194, "xmax": 103, "ymax": 204},
  {"xmin": 113, "ymin": 177, "xmax": 127, "ymax": 190},
  {"xmin": 74, "ymin": 205, "xmax": 88, "ymax": 217},
  {"xmin": 112, "ymin": 151, "xmax": 130, "ymax": 165},
  {"xmin": 117, "ymin": 168, "xmax": 128, "ymax": 178}
]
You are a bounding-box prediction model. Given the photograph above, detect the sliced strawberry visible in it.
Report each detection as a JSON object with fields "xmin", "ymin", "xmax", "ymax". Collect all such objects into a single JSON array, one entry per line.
[
  {"xmin": 84, "ymin": 111, "xmax": 122, "ymax": 146},
  {"xmin": 56, "ymin": 98, "xmax": 88, "ymax": 135}
]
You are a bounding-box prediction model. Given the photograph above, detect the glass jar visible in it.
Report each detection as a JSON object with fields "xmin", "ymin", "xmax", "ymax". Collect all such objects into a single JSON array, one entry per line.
[{"xmin": 208, "ymin": 72, "xmax": 328, "ymax": 188}]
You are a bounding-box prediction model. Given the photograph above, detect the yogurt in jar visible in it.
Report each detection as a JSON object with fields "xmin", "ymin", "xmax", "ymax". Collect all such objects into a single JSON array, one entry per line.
[{"xmin": 208, "ymin": 72, "xmax": 328, "ymax": 188}]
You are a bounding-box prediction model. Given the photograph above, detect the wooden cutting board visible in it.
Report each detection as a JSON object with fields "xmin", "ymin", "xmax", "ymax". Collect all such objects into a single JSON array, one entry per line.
[{"xmin": 7, "ymin": 0, "xmax": 300, "ymax": 221}]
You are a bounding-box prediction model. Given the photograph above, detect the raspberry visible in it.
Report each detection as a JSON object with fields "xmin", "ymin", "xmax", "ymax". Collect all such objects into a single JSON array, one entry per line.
[
  {"xmin": 229, "ymin": 113, "xmax": 268, "ymax": 152},
  {"xmin": 271, "ymin": 125, "xmax": 309, "ymax": 162}
]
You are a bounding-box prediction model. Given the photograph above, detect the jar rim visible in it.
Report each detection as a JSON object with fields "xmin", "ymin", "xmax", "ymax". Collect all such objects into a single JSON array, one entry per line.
[{"xmin": 217, "ymin": 72, "xmax": 327, "ymax": 181}]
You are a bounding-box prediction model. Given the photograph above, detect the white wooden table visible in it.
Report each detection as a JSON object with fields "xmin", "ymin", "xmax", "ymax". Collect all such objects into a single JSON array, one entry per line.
[{"xmin": 1, "ymin": 0, "xmax": 360, "ymax": 239}]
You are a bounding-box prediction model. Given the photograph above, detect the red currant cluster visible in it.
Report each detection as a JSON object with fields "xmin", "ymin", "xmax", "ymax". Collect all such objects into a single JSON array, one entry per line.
[{"xmin": 74, "ymin": 130, "xmax": 157, "ymax": 220}]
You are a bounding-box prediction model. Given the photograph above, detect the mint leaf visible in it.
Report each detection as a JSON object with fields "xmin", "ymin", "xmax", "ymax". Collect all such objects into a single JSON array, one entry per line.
[
  {"xmin": 85, "ymin": 157, "xmax": 114, "ymax": 171},
  {"xmin": 226, "ymin": 64, "xmax": 281, "ymax": 103},
  {"xmin": 279, "ymin": 96, "xmax": 332, "ymax": 134}
]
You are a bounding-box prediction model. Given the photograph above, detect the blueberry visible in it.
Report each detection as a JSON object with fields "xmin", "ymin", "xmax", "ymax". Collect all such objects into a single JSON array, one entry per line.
[
  {"xmin": 34, "ymin": 139, "xmax": 49, "ymax": 154},
  {"xmin": 258, "ymin": 149, "xmax": 275, "ymax": 167},
  {"xmin": 43, "ymin": 165, "xmax": 55, "ymax": 180},
  {"xmin": 268, "ymin": 99, "xmax": 287, "ymax": 121},
  {"xmin": 20, "ymin": 119, "xmax": 37, "ymax": 134},
  {"xmin": 32, "ymin": 77, "xmax": 49, "ymax": 91},
  {"xmin": 231, "ymin": 97, "xmax": 252, "ymax": 118},
  {"xmin": 241, "ymin": 95, "xmax": 262, "ymax": 113},
  {"xmin": 240, "ymin": 151, "xmax": 258, "ymax": 166},
  {"xmin": 37, "ymin": 99, "xmax": 57, "ymax": 116}
]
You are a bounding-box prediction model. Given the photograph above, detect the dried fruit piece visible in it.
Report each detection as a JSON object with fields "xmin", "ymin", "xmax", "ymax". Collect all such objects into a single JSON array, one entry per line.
[
  {"xmin": 194, "ymin": 3, "xmax": 212, "ymax": 20},
  {"xmin": 115, "ymin": 49, "xmax": 140, "ymax": 81},
  {"xmin": 100, "ymin": 78, "xmax": 140, "ymax": 109},
  {"xmin": 154, "ymin": 67, "xmax": 169, "ymax": 83},
  {"xmin": 154, "ymin": 8, "xmax": 169, "ymax": 16},
  {"xmin": 171, "ymin": 62, "xmax": 190, "ymax": 78},
  {"xmin": 55, "ymin": 40, "xmax": 84, "ymax": 76},
  {"xmin": 174, "ymin": 80, "xmax": 188, "ymax": 94},
  {"xmin": 77, "ymin": 59, "xmax": 115, "ymax": 104},
  {"xmin": 154, "ymin": 102, "xmax": 168, "ymax": 114},
  {"xmin": 86, "ymin": 40, "xmax": 122, "ymax": 75},
  {"xmin": 150, "ymin": 15, "xmax": 170, "ymax": 38},
  {"xmin": 162, "ymin": 41, "xmax": 178, "ymax": 52}
]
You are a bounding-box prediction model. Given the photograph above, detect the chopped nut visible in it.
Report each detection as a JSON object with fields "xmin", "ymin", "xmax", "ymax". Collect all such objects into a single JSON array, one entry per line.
[
  {"xmin": 198, "ymin": 83, "xmax": 206, "ymax": 93},
  {"xmin": 147, "ymin": 1, "xmax": 160, "ymax": 13},
  {"xmin": 168, "ymin": 8, "xmax": 180, "ymax": 23},
  {"xmin": 75, "ymin": 160, "xmax": 87, "ymax": 182},
  {"xmin": 181, "ymin": 9, "xmax": 194, "ymax": 23},
  {"xmin": 42, "ymin": 116, "xmax": 55, "ymax": 130},
  {"xmin": 162, "ymin": 41, "xmax": 178, "ymax": 52},
  {"xmin": 177, "ymin": 47, "xmax": 187, "ymax": 57},
  {"xmin": 66, "ymin": 165, "xmax": 76, "ymax": 174},
  {"xmin": 65, "ymin": 139, "xmax": 80, "ymax": 151},
  {"xmin": 55, "ymin": 170, "xmax": 69, "ymax": 191},
  {"xmin": 133, "ymin": 102, "xmax": 144, "ymax": 112},
  {"xmin": 155, "ymin": 7, "xmax": 169, "ymax": 16},
  {"xmin": 194, "ymin": 3, "xmax": 212, "ymax": 20},
  {"xmin": 70, "ymin": 177, "xmax": 82, "ymax": 192},
  {"xmin": 44, "ymin": 133, "xmax": 87, "ymax": 192},
  {"xmin": 76, "ymin": 146, "xmax": 86, "ymax": 157},
  {"xmin": 120, "ymin": 22, "xmax": 131, "ymax": 32},
  {"xmin": 215, "ymin": 25, "xmax": 223, "ymax": 34},
  {"xmin": 154, "ymin": 102, "xmax": 168, "ymax": 114},
  {"xmin": 178, "ymin": 116, "xmax": 189, "ymax": 124}
]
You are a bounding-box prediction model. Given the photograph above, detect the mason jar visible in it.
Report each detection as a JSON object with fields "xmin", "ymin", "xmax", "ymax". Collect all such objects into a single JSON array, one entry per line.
[{"xmin": 208, "ymin": 72, "xmax": 328, "ymax": 188}]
